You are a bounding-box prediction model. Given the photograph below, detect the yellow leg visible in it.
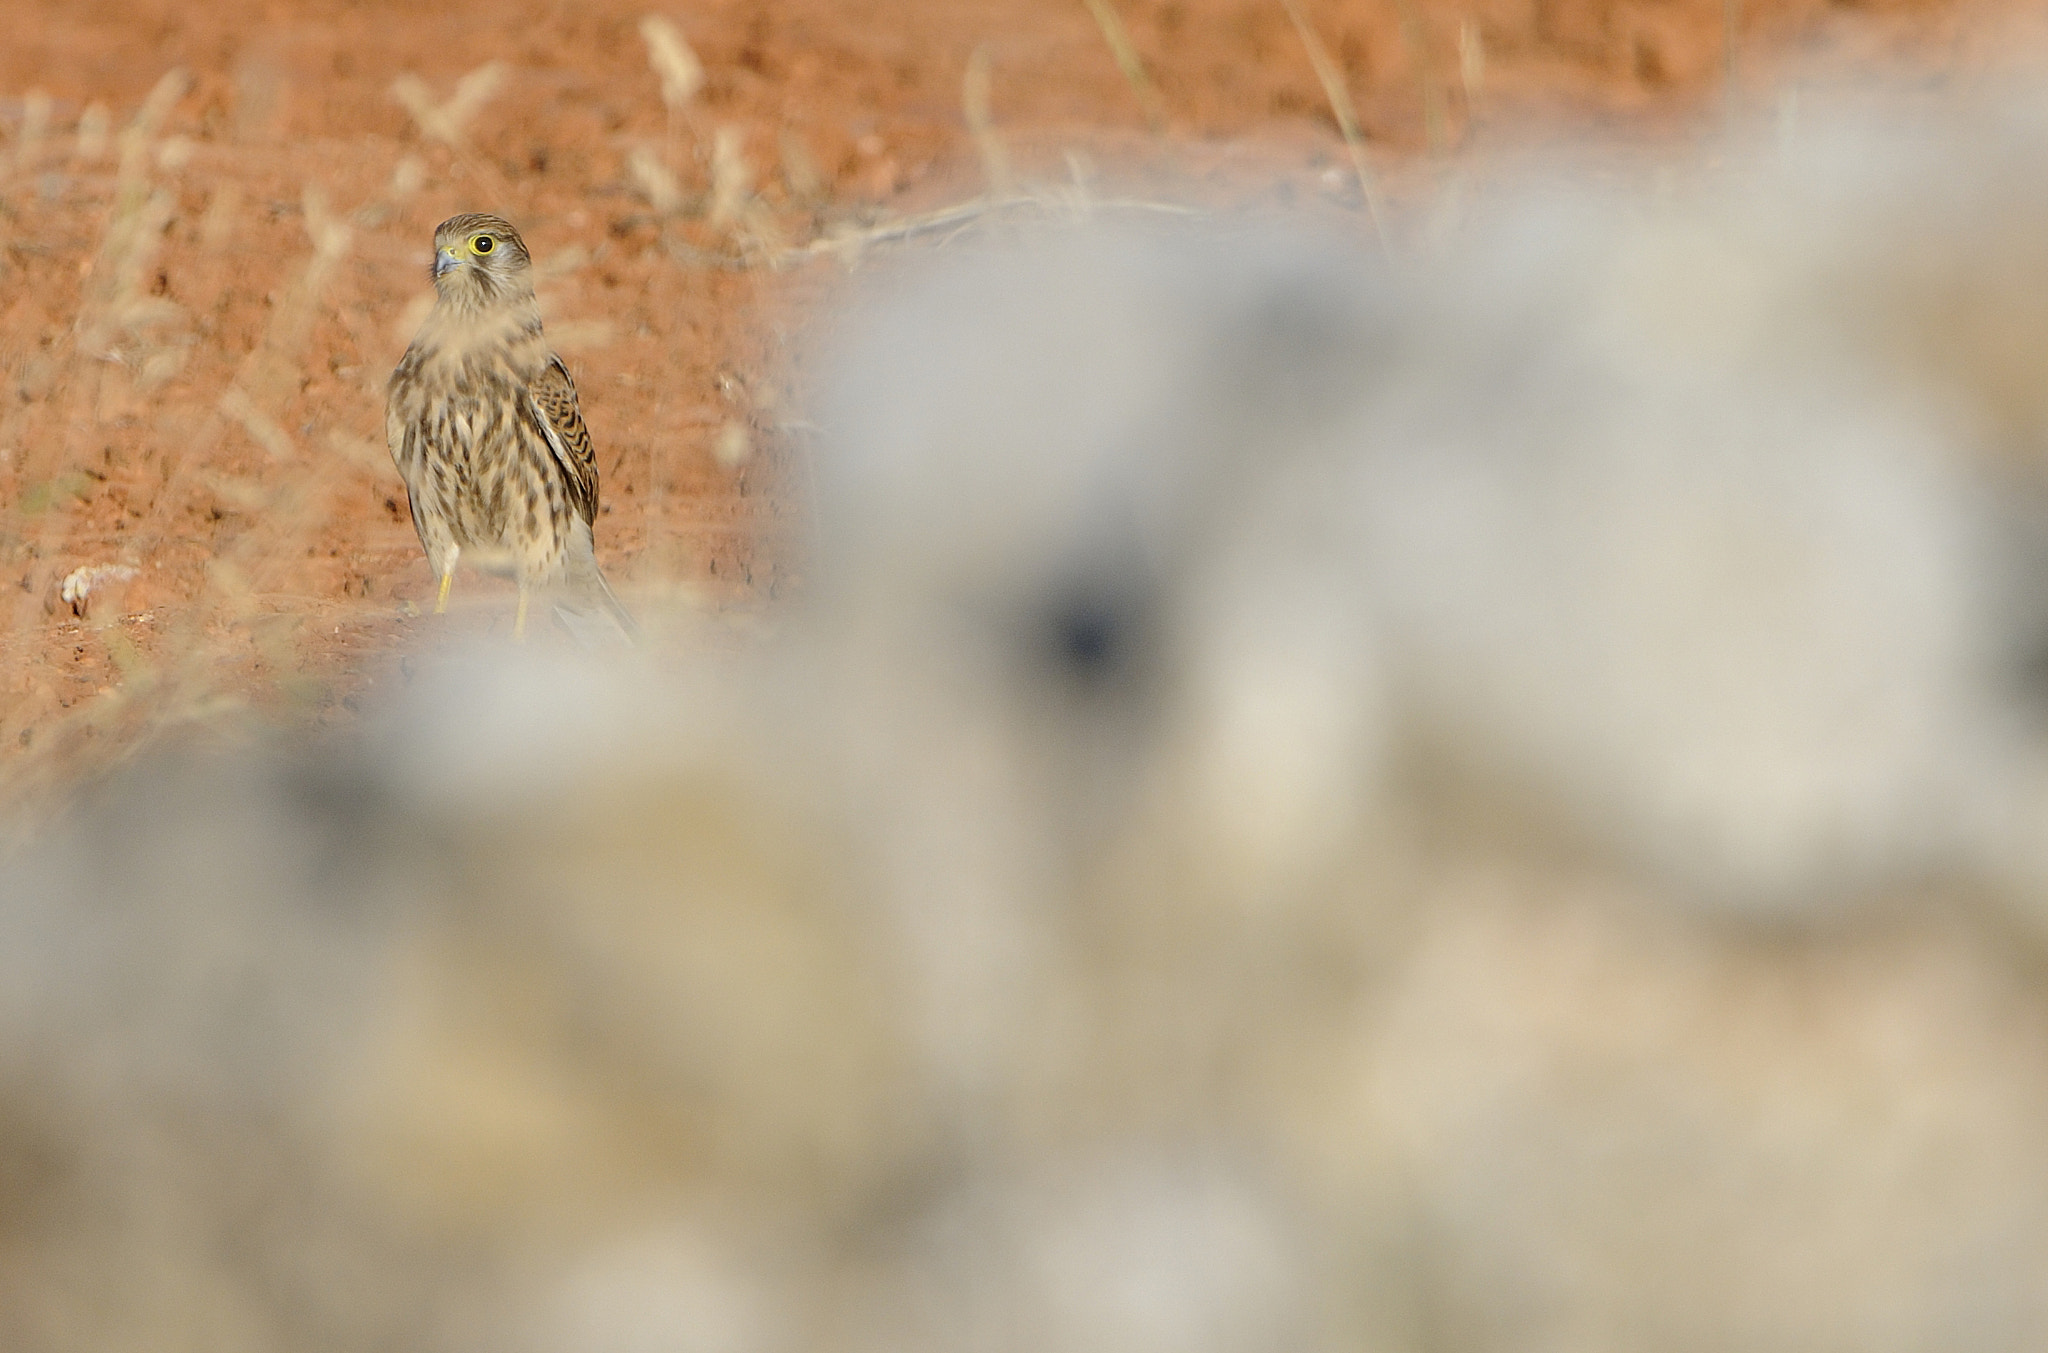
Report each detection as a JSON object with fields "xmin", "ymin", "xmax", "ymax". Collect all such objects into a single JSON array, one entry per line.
[
  {"xmin": 513, "ymin": 587, "xmax": 529, "ymax": 641},
  {"xmin": 434, "ymin": 571, "xmax": 453, "ymax": 614}
]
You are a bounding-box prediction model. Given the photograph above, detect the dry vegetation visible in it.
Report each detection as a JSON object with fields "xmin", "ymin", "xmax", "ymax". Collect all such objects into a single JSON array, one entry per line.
[{"xmin": 0, "ymin": 19, "xmax": 822, "ymax": 812}]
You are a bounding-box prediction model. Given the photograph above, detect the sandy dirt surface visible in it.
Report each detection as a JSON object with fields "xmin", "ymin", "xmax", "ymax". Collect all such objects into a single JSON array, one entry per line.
[{"xmin": 0, "ymin": 0, "xmax": 2038, "ymax": 803}]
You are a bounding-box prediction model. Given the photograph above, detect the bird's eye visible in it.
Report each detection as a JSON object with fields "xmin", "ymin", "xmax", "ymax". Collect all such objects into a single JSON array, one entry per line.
[{"xmin": 469, "ymin": 234, "xmax": 495, "ymax": 255}]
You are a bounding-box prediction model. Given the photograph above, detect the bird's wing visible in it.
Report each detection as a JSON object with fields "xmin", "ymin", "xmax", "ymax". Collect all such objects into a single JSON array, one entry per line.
[{"xmin": 526, "ymin": 354, "xmax": 601, "ymax": 525}]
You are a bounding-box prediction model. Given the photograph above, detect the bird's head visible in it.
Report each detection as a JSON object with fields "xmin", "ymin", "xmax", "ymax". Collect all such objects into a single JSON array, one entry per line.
[{"xmin": 429, "ymin": 212, "xmax": 533, "ymax": 305}]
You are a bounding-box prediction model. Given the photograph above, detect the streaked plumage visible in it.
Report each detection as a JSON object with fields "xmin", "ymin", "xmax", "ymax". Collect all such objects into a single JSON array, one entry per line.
[{"xmin": 387, "ymin": 212, "xmax": 634, "ymax": 639}]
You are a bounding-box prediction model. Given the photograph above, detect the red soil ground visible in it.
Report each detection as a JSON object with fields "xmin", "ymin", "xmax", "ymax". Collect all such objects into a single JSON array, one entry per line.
[{"xmin": 0, "ymin": 0, "xmax": 2039, "ymax": 803}]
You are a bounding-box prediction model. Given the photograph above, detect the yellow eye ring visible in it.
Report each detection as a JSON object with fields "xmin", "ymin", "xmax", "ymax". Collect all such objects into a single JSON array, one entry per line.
[{"xmin": 469, "ymin": 234, "xmax": 495, "ymax": 256}]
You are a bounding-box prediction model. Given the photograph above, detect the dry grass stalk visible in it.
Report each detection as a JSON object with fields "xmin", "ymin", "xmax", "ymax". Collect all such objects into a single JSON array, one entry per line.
[
  {"xmin": 1278, "ymin": 0, "xmax": 1392, "ymax": 255},
  {"xmin": 709, "ymin": 126, "xmax": 786, "ymax": 262},
  {"xmin": 639, "ymin": 14, "xmax": 705, "ymax": 201},
  {"xmin": 390, "ymin": 61, "xmax": 514, "ymax": 202},
  {"xmin": 389, "ymin": 62, "xmax": 506, "ymax": 150},
  {"xmin": 198, "ymin": 181, "xmax": 242, "ymax": 249},
  {"xmin": 1391, "ymin": 0, "xmax": 1450, "ymax": 153},
  {"xmin": 77, "ymin": 70, "xmax": 192, "ymax": 363},
  {"xmin": 72, "ymin": 102, "xmax": 109, "ymax": 161},
  {"xmin": 963, "ymin": 44, "xmax": 1015, "ymax": 199},
  {"xmin": 639, "ymin": 15, "xmax": 706, "ymax": 114},
  {"xmin": 1081, "ymin": 0, "xmax": 1168, "ymax": 132},
  {"xmin": 780, "ymin": 130, "xmax": 825, "ymax": 206},
  {"xmin": 76, "ymin": 184, "xmax": 179, "ymax": 362},
  {"xmin": 114, "ymin": 68, "xmax": 191, "ymax": 193},
  {"xmin": 708, "ymin": 127, "xmax": 753, "ymax": 227},
  {"xmin": 628, "ymin": 145, "xmax": 688, "ymax": 216},
  {"xmin": 782, "ymin": 192, "xmax": 1200, "ymax": 267},
  {"xmin": 217, "ymin": 387, "xmax": 298, "ymax": 462},
  {"xmin": 9, "ymin": 89, "xmax": 51, "ymax": 176},
  {"xmin": 1459, "ymin": 19, "xmax": 1486, "ymax": 110},
  {"xmin": 714, "ymin": 421, "xmax": 753, "ymax": 469},
  {"xmin": 1725, "ymin": 0, "xmax": 1742, "ymax": 87},
  {"xmin": 234, "ymin": 185, "xmax": 352, "ymax": 406}
]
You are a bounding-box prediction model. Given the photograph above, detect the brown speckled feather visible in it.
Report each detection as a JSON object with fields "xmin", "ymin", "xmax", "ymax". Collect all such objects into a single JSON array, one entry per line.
[{"xmin": 528, "ymin": 354, "xmax": 600, "ymax": 526}]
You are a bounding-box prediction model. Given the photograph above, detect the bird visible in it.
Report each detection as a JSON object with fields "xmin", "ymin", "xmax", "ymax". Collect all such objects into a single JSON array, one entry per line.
[{"xmin": 387, "ymin": 212, "xmax": 635, "ymax": 640}]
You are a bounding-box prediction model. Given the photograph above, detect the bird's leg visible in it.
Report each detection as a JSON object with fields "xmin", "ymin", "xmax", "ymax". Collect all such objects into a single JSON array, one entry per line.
[
  {"xmin": 514, "ymin": 585, "xmax": 529, "ymax": 641},
  {"xmin": 434, "ymin": 544, "xmax": 459, "ymax": 614}
]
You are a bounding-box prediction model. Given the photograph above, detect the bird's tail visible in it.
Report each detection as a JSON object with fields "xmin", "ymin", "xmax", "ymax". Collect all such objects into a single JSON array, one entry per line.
[{"xmin": 555, "ymin": 523, "xmax": 640, "ymax": 646}]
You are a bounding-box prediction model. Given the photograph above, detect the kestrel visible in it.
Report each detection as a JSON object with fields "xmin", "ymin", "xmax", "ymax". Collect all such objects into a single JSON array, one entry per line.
[{"xmin": 387, "ymin": 212, "xmax": 634, "ymax": 640}]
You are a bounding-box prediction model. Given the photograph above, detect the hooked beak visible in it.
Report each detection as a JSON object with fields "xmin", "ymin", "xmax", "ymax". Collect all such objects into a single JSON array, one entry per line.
[{"xmin": 434, "ymin": 247, "xmax": 462, "ymax": 278}]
